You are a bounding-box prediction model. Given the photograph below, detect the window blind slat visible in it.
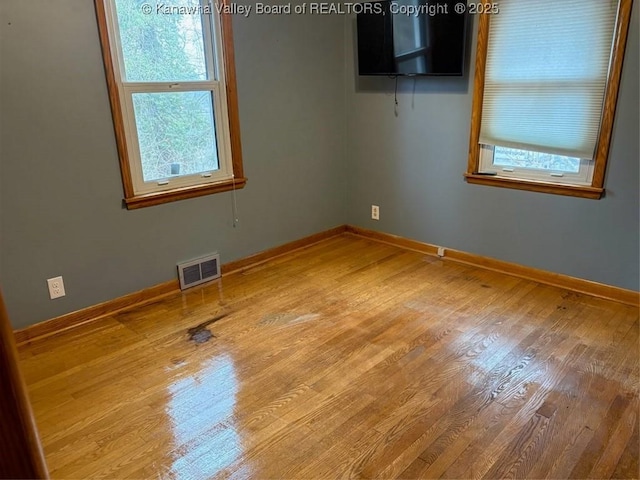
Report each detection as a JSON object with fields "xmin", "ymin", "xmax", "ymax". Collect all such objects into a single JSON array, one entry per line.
[{"xmin": 479, "ymin": 0, "xmax": 618, "ymax": 159}]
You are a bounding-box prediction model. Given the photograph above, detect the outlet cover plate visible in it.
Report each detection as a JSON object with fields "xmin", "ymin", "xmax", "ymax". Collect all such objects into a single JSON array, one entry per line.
[{"xmin": 47, "ymin": 276, "xmax": 66, "ymax": 299}]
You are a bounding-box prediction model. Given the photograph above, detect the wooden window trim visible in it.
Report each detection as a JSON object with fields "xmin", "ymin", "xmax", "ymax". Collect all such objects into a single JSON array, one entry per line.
[
  {"xmin": 465, "ymin": 1, "xmax": 633, "ymax": 199},
  {"xmin": 94, "ymin": 0, "xmax": 246, "ymax": 209}
]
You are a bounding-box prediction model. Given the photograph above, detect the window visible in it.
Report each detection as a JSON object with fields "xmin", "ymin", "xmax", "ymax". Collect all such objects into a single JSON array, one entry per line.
[
  {"xmin": 478, "ymin": 146, "xmax": 594, "ymax": 186},
  {"xmin": 95, "ymin": 0, "xmax": 245, "ymax": 209},
  {"xmin": 465, "ymin": 0, "xmax": 633, "ymax": 199}
]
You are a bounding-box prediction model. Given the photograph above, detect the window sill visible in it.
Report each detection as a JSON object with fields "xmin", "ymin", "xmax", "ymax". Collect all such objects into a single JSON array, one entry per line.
[
  {"xmin": 124, "ymin": 177, "xmax": 247, "ymax": 209},
  {"xmin": 464, "ymin": 173, "xmax": 604, "ymax": 199}
]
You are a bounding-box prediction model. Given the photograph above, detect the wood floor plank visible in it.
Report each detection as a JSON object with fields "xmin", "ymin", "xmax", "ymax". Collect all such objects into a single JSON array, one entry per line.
[
  {"xmin": 611, "ymin": 417, "xmax": 639, "ymax": 480},
  {"xmin": 17, "ymin": 234, "xmax": 639, "ymax": 479},
  {"xmin": 569, "ymin": 394, "xmax": 633, "ymax": 479},
  {"xmin": 589, "ymin": 395, "xmax": 639, "ymax": 479}
]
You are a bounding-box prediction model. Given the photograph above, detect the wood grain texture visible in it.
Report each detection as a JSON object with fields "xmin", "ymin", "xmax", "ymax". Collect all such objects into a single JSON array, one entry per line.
[
  {"xmin": 592, "ymin": 0, "xmax": 634, "ymax": 189},
  {"xmin": 466, "ymin": 12, "xmax": 491, "ymax": 175},
  {"xmin": 14, "ymin": 224, "xmax": 637, "ymax": 346},
  {"xmin": 347, "ymin": 225, "xmax": 639, "ymax": 307},
  {"xmin": 93, "ymin": 0, "xmax": 134, "ymax": 200},
  {"xmin": 219, "ymin": 0, "xmax": 245, "ymax": 182},
  {"xmin": 465, "ymin": 0, "xmax": 634, "ymax": 198},
  {"xmin": 93, "ymin": 0, "xmax": 246, "ymax": 210},
  {"xmin": 14, "ymin": 226, "xmax": 347, "ymax": 345},
  {"xmin": 13, "ymin": 280, "xmax": 179, "ymax": 346},
  {"xmin": 0, "ymin": 290, "xmax": 48, "ymax": 479},
  {"xmin": 464, "ymin": 173, "xmax": 605, "ymax": 199},
  {"xmin": 221, "ymin": 225, "xmax": 348, "ymax": 275},
  {"xmin": 18, "ymin": 236, "xmax": 638, "ymax": 479},
  {"xmin": 123, "ymin": 177, "xmax": 248, "ymax": 209}
]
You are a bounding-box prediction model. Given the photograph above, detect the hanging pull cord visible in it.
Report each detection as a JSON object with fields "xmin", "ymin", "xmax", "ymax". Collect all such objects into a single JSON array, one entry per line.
[
  {"xmin": 231, "ymin": 173, "xmax": 239, "ymax": 228},
  {"xmin": 394, "ymin": 76, "xmax": 399, "ymax": 117}
]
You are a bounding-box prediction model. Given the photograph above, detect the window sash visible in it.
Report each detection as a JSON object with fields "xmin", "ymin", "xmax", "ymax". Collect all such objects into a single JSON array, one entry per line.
[
  {"xmin": 102, "ymin": 0, "xmax": 233, "ymax": 196},
  {"xmin": 464, "ymin": 0, "xmax": 632, "ymax": 200},
  {"xmin": 478, "ymin": 145, "xmax": 594, "ymax": 186},
  {"xmin": 479, "ymin": 0, "xmax": 619, "ymax": 160},
  {"xmin": 119, "ymin": 83, "xmax": 233, "ymax": 194}
]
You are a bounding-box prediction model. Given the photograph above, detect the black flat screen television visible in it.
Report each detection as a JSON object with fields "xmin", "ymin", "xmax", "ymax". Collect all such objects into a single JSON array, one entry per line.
[{"xmin": 357, "ymin": 0, "xmax": 467, "ymax": 76}]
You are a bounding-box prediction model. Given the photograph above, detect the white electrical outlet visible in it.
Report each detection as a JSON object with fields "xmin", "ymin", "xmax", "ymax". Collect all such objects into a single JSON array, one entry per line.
[
  {"xmin": 437, "ymin": 247, "xmax": 446, "ymax": 257},
  {"xmin": 47, "ymin": 276, "xmax": 66, "ymax": 299},
  {"xmin": 371, "ymin": 205, "xmax": 380, "ymax": 220}
]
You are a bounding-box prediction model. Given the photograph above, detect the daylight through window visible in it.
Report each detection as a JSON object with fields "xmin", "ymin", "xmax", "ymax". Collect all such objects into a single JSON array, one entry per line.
[
  {"xmin": 96, "ymin": 0, "xmax": 245, "ymax": 208},
  {"xmin": 465, "ymin": 0, "xmax": 632, "ymax": 199}
]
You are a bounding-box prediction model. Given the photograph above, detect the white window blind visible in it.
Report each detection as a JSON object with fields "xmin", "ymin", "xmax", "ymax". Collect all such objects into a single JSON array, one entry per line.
[{"xmin": 479, "ymin": 0, "xmax": 619, "ymax": 160}]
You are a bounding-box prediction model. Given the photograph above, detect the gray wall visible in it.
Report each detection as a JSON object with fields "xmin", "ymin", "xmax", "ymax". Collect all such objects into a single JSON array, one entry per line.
[
  {"xmin": 346, "ymin": 7, "xmax": 639, "ymax": 291},
  {"xmin": 1, "ymin": 2, "xmax": 637, "ymax": 330},
  {"xmin": 0, "ymin": 1, "xmax": 347, "ymax": 328}
]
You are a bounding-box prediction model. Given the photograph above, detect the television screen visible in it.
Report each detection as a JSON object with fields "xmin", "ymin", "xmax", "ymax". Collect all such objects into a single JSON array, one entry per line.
[{"xmin": 357, "ymin": 0, "xmax": 467, "ymax": 76}]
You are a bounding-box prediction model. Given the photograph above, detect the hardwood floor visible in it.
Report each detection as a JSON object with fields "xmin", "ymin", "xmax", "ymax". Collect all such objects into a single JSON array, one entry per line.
[{"xmin": 18, "ymin": 234, "xmax": 639, "ymax": 479}]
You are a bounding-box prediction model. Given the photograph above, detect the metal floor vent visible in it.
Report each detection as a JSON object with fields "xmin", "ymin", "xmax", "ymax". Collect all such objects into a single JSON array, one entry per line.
[{"xmin": 177, "ymin": 253, "xmax": 221, "ymax": 290}]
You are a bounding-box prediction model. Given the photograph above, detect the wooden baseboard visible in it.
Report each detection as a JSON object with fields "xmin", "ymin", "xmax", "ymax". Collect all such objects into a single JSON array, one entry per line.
[
  {"xmin": 222, "ymin": 225, "xmax": 347, "ymax": 275},
  {"xmin": 13, "ymin": 280, "xmax": 180, "ymax": 345},
  {"xmin": 14, "ymin": 222, "xmax": 637, "ymax": 344},
  {"xmin": 346, "ymin": 225, "xmax": 640, "ymax": 307},
  {"xmin": 13, "ymin": 225, "xmax": 347, "ymax": 345}
]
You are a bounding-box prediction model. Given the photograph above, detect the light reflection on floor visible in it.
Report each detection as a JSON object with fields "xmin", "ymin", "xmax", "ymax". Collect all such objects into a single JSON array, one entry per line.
[{"xmin": 165, "ymin": 353, "xmax": 241, "ymax": 479}]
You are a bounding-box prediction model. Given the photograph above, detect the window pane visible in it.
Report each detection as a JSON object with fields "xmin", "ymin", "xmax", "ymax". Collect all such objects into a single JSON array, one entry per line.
[
  {"xmin": 114, "ymin": 0, "xmax": 207, "ymax": 82},
  {"xmin": 132, "ymin": 91, "xmax": 219, "ymax": 182},
  {"xmin": 493, "ymin": 146, "xmax": 580, "ymax": 173},
  {"xmin": 480, "ymin": 0, "xmax": 617, "ymax": 159}
]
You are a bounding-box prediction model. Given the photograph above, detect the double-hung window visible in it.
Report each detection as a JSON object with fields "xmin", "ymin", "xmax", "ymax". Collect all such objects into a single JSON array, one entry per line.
[
  {"xmin": 466, "ymin": 0, "xmax": 633, "ymax": 199},
  {"xmin": 95, "ymin": 0, "xmax": 245, "ymax": 209}
]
